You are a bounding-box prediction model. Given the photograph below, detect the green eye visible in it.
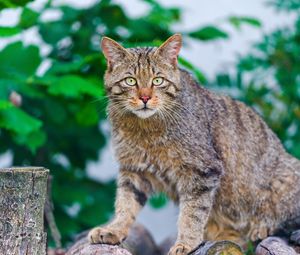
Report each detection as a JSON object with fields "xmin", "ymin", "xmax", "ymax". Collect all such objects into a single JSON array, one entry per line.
[
  {"xmin": 125, "ymin": 77, "xmax": 137, "ymax": 86},
  {"xmin": 152, "ymin": 77, "xmax": 164, "ymax": 86}
]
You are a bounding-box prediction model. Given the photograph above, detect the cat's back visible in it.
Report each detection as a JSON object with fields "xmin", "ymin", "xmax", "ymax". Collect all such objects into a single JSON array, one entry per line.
[
  {"xmin": 179, "ymin": 69, "xmax": 289, "ymax": 181},
  {"xmin": 179, "ymin": 70, "xmax": 300, "ymax": 226}
]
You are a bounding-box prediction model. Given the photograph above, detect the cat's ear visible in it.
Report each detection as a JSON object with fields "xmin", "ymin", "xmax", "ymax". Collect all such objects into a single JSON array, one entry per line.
[
  {"xmin": 155, "ymin": 34, "xmax": 182, "ymax": 66},
  {"xmin": 101, "ymin": 37, "xmax": 130, "ymax": 67}
]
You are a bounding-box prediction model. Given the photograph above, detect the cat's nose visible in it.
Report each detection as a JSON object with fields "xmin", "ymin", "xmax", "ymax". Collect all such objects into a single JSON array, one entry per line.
[{"xmin": 139, "ymin": 95, "xmax": 151, "ymax": 104}]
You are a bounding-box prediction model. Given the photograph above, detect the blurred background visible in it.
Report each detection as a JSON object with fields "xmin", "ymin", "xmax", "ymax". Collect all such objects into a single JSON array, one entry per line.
[{"xmin": 0, "ymin": 0, "xmax": 299, "ymax": 251}]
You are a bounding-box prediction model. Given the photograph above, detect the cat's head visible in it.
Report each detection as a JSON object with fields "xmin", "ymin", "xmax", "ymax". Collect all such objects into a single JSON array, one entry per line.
[{"xmin": 101, "ymin": 34, "xmax": 182, "ymax": 119}]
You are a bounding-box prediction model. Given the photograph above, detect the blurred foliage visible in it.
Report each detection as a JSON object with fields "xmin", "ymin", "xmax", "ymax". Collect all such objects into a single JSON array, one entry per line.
[
  {"xmin": 213, "ymin": 0, "xmax": 300, "ymax": 160},
  {"xmin": 269, "ymin": 0, "xmax": 300, "ymax": 11},
  {"xmin": 0, "ymin": 0, "xmax": 34, "ymax": 10},
  {"xmin": 149, "ymin": 192, "xmax": 168, "ymax": 209}
]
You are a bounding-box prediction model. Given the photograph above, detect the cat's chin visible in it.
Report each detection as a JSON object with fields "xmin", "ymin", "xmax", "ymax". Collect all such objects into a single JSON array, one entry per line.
[{"xmin": 133, "ymin": 109, "xmax": 156, "ymax": 119}]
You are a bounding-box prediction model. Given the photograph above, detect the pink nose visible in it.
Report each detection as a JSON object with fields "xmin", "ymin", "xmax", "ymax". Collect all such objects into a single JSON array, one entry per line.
[{"xmin": 140, "ymin": 95, "xmax": 151, "ymax": 104}]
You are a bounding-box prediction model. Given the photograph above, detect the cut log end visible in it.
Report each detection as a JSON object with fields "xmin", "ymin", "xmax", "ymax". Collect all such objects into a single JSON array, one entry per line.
[{"xmin": 192, "ymin": 240, "xmax": 243, "ymax": 255}]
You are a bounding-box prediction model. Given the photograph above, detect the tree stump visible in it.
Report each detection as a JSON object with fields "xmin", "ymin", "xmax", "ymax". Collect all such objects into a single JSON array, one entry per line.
[{"xmin": 0, "ymin": 167, "xmax": 49, "ymax": 255}]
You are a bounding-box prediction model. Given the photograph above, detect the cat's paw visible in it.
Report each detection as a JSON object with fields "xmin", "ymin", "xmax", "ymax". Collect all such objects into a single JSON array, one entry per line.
[
  {"xmin": 88, "ymin": 227, "xmax": 126, "ymax": 245},
  {"xmin": 249, "ymin": 223, "xmax": 274, "ymax": 241},
  {"xmin": 168, "ymin": 243, "xmax": 192, "ymax": 255}
]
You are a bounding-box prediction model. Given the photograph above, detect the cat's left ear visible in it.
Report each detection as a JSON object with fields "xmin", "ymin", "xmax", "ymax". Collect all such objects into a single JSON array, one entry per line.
[{"xmin": 155, "ymin": 34, "xmax": 182, "ymax": 66}]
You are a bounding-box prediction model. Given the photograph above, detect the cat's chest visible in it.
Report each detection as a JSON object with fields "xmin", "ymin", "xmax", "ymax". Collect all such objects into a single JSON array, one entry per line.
[{"xmin": 113, "ymin": 130, "xmax": 183, "ymax": 173}]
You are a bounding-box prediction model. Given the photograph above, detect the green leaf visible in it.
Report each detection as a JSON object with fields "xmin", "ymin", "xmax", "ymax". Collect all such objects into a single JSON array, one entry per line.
[
  {"xmin": 38, "ymin": 21, "xmax": 70, "ymax": 45},
  {"xmin": 98, "ymin": 4, "xmax": 128, "ymax": 30},
  {"xmin": 149, "ymin": 193, "xmax": 168, "ymax": 209},
  {"xmin": 75, "ymin": 104, "xmax": 99, "ymax": 126},
  {"xmin": 0, "ymin": 0, "xmax": 34, "ymax": 10},
  {"xmin": 269, "ymin": 0, "xmax": 300, "ymax": 12},
  {"xmin": 228, "ymin": 16, "xmax": 262, "ymax": 29},
  {"xmin": 0, "ymin": 106, "xmax": 42, "ymax": 135},
  {"xmin": 0, "ymin": 100, "xmax": 13, "ymax": 110},
  {"xmin": 28, "ymin": 130, "xmax": 47, "ymax": 152},
  {"xmin": 48, "ymin": 75, "xmax": 103, "ymax": 98},
  {"xmin": 44, "ymin": 99, "xmax": 67, "ymax": 124},
  {"xmin": 0, "ymin": 42, "xmax": 41, "ymax": 78},
  {"xmin": 189, "ymin": 26, "xmax": 229, "ymax": 41},
  {"xmin": 54, "ymin": 207, "xmax": 81, "ymax": 241},
  {"xmin": 47, "ymin": 60, "xmax": 84, "ymax": 75},
  {"xmin": 0, "ymin": 26, "xmax": 21, "ymax": 37},
  {"xmin": 19, "ymin": 7, "xmax": 39, "ymax": 29},
  {"xmin": 14, "ymin": 130, "xmax": 47, "ymax": 152},
  {"xmin": 77, "ymin": 203, "xmax": 112, "ymax": 226}
]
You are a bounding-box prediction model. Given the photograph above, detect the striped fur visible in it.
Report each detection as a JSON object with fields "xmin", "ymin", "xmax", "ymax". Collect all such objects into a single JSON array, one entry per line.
[{"xmin": 88, "ymin": 35, "xmax": 300, "ymax": 254}]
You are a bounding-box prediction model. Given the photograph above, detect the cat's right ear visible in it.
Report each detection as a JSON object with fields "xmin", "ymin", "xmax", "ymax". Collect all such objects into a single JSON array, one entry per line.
[
  {"xmin": 101, "ymin": 37, "xmax": 130, "ymax": 68},
  {"xmin": 155, "ymin": 34, "xmax": 182, "ymax": 67}
]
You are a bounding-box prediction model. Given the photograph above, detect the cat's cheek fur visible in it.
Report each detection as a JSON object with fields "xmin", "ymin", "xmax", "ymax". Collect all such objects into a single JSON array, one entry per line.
[{"xmin": 111, "ymin": 85, "xmax": 123, "ymax": 95}]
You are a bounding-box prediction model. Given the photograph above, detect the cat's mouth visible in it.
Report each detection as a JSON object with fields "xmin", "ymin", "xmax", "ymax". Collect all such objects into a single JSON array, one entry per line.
[
  {"xmin": 136, "ymin": 104, "xmax": 154, "ymax": 111},
  {"xmin": 133, "ymin": 107, "xmax": 156, "ymax": 119},
  {"xmin": 139, "ymin": 106, "xmax": 151, "ymax": 110}
]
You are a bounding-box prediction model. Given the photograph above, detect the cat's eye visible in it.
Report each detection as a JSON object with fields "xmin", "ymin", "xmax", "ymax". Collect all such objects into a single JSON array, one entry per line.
[
  {"xmin": 152, "ymin": 77, "xmax": 164, "ymax": 86},
  {"xmin": 125, "ymin": 77, "xmax": 137, "ymax": 86}
]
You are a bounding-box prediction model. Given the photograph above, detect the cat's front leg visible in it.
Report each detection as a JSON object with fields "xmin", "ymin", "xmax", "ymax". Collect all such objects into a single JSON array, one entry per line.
[
  {"xmin": 88, "ymin": 169, "xmax": 151, "ymax": 245},
  {"xmin": 169, "ymin": 192, "xmax": 214, "ymax": 255},
  {"xmin": 169, "ymin": 165, "xmax": 222, "ymax": 255}
]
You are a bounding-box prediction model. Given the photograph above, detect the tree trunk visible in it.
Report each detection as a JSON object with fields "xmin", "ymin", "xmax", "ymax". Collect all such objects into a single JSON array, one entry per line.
[{"xmin": 0, "ymin": 167, "xmax": 49, "ymax": 255}]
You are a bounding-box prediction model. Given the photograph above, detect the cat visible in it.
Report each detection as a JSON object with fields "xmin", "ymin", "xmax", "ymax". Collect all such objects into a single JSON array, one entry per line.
[{"xmin": 88, "ymin": 34, "xmax": 300, "ymax": 255}]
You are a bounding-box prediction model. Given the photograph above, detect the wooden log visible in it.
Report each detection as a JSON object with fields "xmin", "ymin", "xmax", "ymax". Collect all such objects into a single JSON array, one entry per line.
[
  {"xmin": 191, "ymin": 241, "xmax": 243, "ymax": 255},
  {"xmin": 158, "ymin": 235, "xmax": 176, "ymax": 255},
  {"xmin": 255, "ymin": 237, "xmax": 298, "ymax": 255},
  {"xmin": 121, "ymin": 223, "xmax": 161, "ymax": 255},
  {"xmin": 0, "ymin": 167, "xmax": 49, "ymax": 255},
  {"xmin": 67, "ymin": 223, "xmax": 243, "ymax": 255},
  {"xmin": 66, "ymin": 243, "xmax": 131, "ymax": 255},
  {"xmin": 66, "ymin": 223, "xmax": 160, "ymax": 255},
  {"xmin": 159, "ymin": 236, "xmax": 242, "ymax": 255}
]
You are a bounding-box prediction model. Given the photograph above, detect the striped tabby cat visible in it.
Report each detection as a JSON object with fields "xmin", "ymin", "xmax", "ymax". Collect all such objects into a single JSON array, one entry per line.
[{"xmin": 88, "ymin": 34, "xmax": 300, "ymax": 255}]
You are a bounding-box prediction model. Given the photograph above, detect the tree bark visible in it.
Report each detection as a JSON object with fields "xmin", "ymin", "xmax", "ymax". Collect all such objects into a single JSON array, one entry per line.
[
  {"xmin": 191, "ymin": 241, "xmax": 243, "ymax": 255},
  {"xmin": 159, "ymin": 236, "xmax": 243, "ymax": 255},
  {"xmin": 0, "ymin": 167, "xmax": 49, "ymax": 255},
  {"xmin": 255, "ymin": 237, "xmax": 298, "ymax": 255},
  {"xmin": 66, "ymin": 223, "xmax": 160, "ymax": 255}
]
